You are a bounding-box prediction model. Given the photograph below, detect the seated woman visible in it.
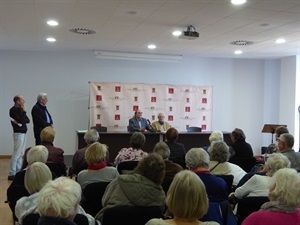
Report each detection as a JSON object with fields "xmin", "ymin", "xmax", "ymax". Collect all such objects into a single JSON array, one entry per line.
[
  {"xmin": 209, "ymin": 141, "xmax": 246, "ymax": 186},
  {"xmin": 146, "ymin": 170, "xmax": 219, "ymax": 225},
  {"xmin": 203, "ymin": 130, "xmax": 224, "ymax": 151},
  {"xmin": 186, "ymin": 148, "xmax": 228, "ymax": 202},
  {"xmin": 242, "ymin": 168, "xmax": 300, "ymax": 225},
  {"xmin": 77, "ymin": 142, "xmax": 119, "ymax": 189},
  {"xmin": 165, "ymin": 128, "xmax": 186, "ymax": 165},
  {"xmin": 114, "ymin": 132, "xmax": 148, "ymax": 166},
  {"xmin": 232, "ymin": 153, "xmax": 290, "ymax": 200},
  {"xmin": 95, "ymin": 153, "xmax": 166, "ymax": 222}
]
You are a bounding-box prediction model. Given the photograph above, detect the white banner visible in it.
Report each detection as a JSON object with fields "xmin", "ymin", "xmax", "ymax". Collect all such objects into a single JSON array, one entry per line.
[{"xmin": 89, "ymin": 82, "xmax": 212, "ymax": 132}]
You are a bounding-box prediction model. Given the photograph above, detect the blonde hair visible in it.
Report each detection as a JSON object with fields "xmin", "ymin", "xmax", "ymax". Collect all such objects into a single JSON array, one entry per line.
[
  {"xmin": 209, "ymin": 131, "xmax": 224, "ymax": 143},
  {"xmin": 25, "ymin": 162, "xmax": 52, "ymax": 194},
  {"xmin": 85, "ymin": 142, "xmax": 108, "ymax": 165},
  {"xmin": 37, "ymin": 177, "xmax": 81, "ymax": 218},
  {"xmin": 26, "ymin": 145, "xmax": 48, "ymax": 165},
  {"xmin": 265, "ymin": 153, "xmax": 290, "ymax": 176},
  {"xmin": 166, "ymin": 170, "xmax": 208, "ymax": 220},
  {"xmin": 269, "ymin": 168, "xmax": 300, "ymax": 208},
  {"xmin": 40, "ymin": 126, "xmax": 55, "ymax": 143}
]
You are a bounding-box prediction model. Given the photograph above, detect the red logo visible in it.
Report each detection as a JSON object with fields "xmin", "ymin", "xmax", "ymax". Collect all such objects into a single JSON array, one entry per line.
[
  {"xmin": 151, "ymin": 97, "xmax": 156, "ymax": 102},
  {"xmin": 168, "ymin": 88, "xmax": 174, "ymax": 94},
  {"xmin": 96, "ymin": 95, "xmax": 102, "ymax": 101},
  {"xmin": 185, "ymin": 107, "xmax": 190, "ymax": 112},
  {"xmin": 133, "ymin": 106, "xmax": 139, "ymax": 111},
  {"xmin": 168, "ymin": 115, "xmax": 173, "ymax": 121},
  {"xmin": 115, "ymin": 115, "xmax": 120, "ymax": 120},
  {"xmin": 96, "ymin": 123, "xmax": 101, "ymax": 127},
  {"xmin": 202, "ymin": 98, "xmax": 207, "ymax": 103},
  {"xmin": 115, "ymin": 86, "xmax": 121, "ymax": 92},
  {"xmin": 201, "ymin": 124, "xmax": 206, "ymax": 130}
]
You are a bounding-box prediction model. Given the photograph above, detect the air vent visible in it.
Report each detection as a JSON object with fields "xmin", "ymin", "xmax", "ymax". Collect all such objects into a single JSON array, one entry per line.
[
  {"xmin": 69, "ymin": 28, "xmax": 96, "ymax": 35},
  {"xmin": 230, "ymin": 40, "xmax": 254, "ymax": 46}
]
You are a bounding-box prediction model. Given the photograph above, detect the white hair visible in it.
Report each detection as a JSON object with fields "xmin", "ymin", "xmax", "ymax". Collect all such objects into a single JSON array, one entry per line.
[
  {"xmin": 185, "ymin": 148, "xmax": 210, "ymax": 170},
  {"xmin": 37, "ymin": 93, "xmax": 47, "ymax": 101}
]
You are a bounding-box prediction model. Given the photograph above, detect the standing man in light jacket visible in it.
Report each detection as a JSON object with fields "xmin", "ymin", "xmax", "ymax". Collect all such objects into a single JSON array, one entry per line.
[
  {"xmin": 9, "ymin": 95, "xmax": 30, "ymax": 180},
  {"xmin": 31, "ymin": 93, "xmax": 53, "ymax": 145}
]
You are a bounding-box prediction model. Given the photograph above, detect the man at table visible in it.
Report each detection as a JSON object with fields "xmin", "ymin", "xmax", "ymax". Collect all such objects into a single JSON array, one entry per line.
[
  {"xmin": 128, "ymin": 109, "xmax": 151, "ymax": 132},
  {"xmin": 151, "ymin": 112, "xmax": 171, "ymax": 133}
]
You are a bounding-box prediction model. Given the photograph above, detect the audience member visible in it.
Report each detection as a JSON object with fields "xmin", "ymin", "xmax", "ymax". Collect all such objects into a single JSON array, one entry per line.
[
  {"xmin": 22, "ymin": 126, "xmax": 67, "ymax": 176},
  {"xmin": 114, "ymin": 132, "xmax": 148, "ymax": 165},
  {"xmin": 209, "ymin": 141, "xmax": 246, "ymax": 186},
  {"xmin": 185, "ymin": 148, "xmax": 228, "ymax": 202},
  {"xmin": 72, "ymin": 129, "xmax": 100, "ymax": 175},
  {"xmin": 242, "ymin": 168, "xmax": 300, "ymax": 225},
  {"xmin": 267, "ymin": 126, "xmax": 289, "ymax": 153},
  {"xmin": 228, "ymin": 128, "xmax": 254, "ymax": 172},
  {"xmin": 31, "ymin": 93, "xmax": 53, "ymax": 145},
  {"xmin": 37, "ymin": 177, "xmax": 97, "ymax": 225},
  {"xmin": 232, "ymin": 153, "xmax": 290, "ymax": 201},
  {"xmin": 128, "ymin": 109, "xmax": 151, "ymax": 132},
  {"xmin": 8, "ymin": 95, "xmax": 30, "ymax": 180},
  {"xmin": 277, "ymin": 133, "xmax": 300, "ymax": 171},
  {"xmin": 151, "ymin": 112, "xmax": 171, "ymax": 132},
  {"xmin": 15, "ymin": 162, "xmax": 52, "ymax": 224},
  {"xmin": 95, "ymin": 153, "xmax": 166, "ymax": 222},
  {"xmin": 146, "ymin": 170, "xmax": 219, "ymax": 225},
  {"xmin": 165, "ymin": 127, "xmax": 186, "ymax": 161},
  {"xmin": 203, "ymin": 130, "xmax": 223, "ymax": 151},
  {"xmin": 153, "ymin": 141, "xmax": 183, "ymax": 193},
  {"xmin": 77, "ymin": 142, "xmax": 119, "ymax": 189}
]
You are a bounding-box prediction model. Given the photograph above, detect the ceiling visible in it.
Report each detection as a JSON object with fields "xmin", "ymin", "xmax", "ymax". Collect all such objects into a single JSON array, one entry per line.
[{"xmin": 0, "ymin": 0, "xmax": 299, "ymax": 59}]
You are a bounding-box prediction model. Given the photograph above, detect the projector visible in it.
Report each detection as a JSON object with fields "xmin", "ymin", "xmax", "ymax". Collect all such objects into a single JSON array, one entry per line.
[{"xmin": 178, "ymin": 25, "xmax": 199, "ymax": 40}]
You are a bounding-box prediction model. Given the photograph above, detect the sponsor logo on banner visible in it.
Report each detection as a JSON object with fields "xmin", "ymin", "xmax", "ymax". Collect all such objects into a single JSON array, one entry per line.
[
  {"xmin": 168, "ymin": 115, "xmax": 173, "ymax": 121},
  {"xmin": 116, "ymin": 105, "xmax": 119, "ymax": 110},
  {"xmin": 203, "ymin": 116, "xmax": 206, "ymax": 121},
  {"xmin": 115, "ymin": 115, "xmax": 120, "ymax": 120},
  {"xmin": 151, "ymin": 97, "xmax": 156, "ymax": 102},
  {"xmin": 202, "ymin": 124, "xmax": 206, "ymax": 130},
  {"xmin": 169, "ymin": 106, "xmax": 172, "ymax": 111},
  {"xmin": 168, "ymin": 88, "xmax": 174, "ymax": 94},
  {"xmin": 134, "ymin": 96, "xmax": 138, "ymax": 101},
  {"xmin": 96, "ymin": 95, "xmax": 102, "ymax": 101},
  {"xmin": 185, "ymin": 107, "xmax": 190, "ymax": 112},
  {"xmin": 97, "ymin": 114, "xmax": 100, "ymax": 119},
  {"xmin": 202, "ymin": 98, "xmax": 207, "ymax": 103},
  {"xmin": 96, "ymin": 123, "xmax": 101, "ymax": 126},
  {"xmin": 203, "ymin": 89, "xmax": 206, "ymax": 94},
  {"xmin": 152, "ymin": 88, "xmax": 156, "ymax": 93},
  {"xmin": 186, "ymin": 98, "xmax": 190, "ymax": 103},
  {"xmin": 133, "ymin": 105, "xmax": 139, "ymax": 111},
  {"xmin": 97, "ymin": 86, "xmax": 101, "ymax": 91},
  {"xmin": 115, "ymin": 86, "xmax": 121, "ymax": 92}
]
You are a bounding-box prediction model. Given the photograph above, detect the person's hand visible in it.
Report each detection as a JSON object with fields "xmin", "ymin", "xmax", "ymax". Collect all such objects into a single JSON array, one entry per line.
[
  {"xmin": 140, "ymin": 127, "xmax": 146, "ymax": 132},
  {"xmin": 21, "ymin": 104, "xmax": 26, "ymax": 111}
]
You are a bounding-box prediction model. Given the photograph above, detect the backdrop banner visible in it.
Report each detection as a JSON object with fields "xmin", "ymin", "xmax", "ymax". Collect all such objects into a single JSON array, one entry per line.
[{"xmin": 89, "ymin": 82, "xmax": 212, "ymax": 132}]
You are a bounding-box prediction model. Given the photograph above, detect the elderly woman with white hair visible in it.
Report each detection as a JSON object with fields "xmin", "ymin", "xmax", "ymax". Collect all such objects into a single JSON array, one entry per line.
[
  {"xmin": 242, "ymin": 168, "xmax": 300, "ymax": 225},
  {"xmin": 233, "ymin": 153, "xmax": 290, "ymax": 200},
  {"xmin": 208, "ymin": 141, "xmax": 246, "ymax": 186},
  {"xmin": 202, "ymin": 130, "xmax": 224, "ymax": 151}
]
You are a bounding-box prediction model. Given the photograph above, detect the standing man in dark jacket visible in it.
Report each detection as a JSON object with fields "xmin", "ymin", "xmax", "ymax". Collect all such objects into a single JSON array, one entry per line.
[
  {"xmin": 9, "ymin": 95, "xmax": 30, "ymax": 180},
  {"xmin": 31, "ymin": 93, "xmax": 53, "ymax": 145}
]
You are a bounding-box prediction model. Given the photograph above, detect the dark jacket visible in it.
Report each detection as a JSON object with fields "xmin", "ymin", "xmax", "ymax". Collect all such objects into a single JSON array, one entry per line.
[
  {"xmin": 38, "ymin": 216, "xmax": 77, "ymax": 225},
  {"xmin": 31, "ymin": 102, "xmax": 53, "ymax": 138},
  {"xmin": 128, "ymin": 117, "xmax": 151, "ymax": 132},
  {"xmin": 9, "ymin": 106, "xmax": 30, "ymax": 133}
]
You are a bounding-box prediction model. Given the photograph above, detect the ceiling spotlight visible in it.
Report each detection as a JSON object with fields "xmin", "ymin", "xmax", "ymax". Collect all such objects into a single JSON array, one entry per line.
[
  {"xmin": 234, "ymin": 50, "xmax": 243, "ymax": 55},
  {"xmin": 172, "ymin": 30, "xmax": 182, "ymax": 37},
  {"xmin": 231, "ymin": 0, "xmax": 247, "ymax": 5},
  {"xmin": 47, "ymin": 20, "xmax": 59, "ymax": 26},
  {"xmin": 275, "ymin": 38, "xmax": 286, "ymax": 44},
  {"xmin": 46, "ymin": 37, "xmax": 56, "ymax": 42},
  {"xmin": 148, "ymin": 44, "xmax": 156, "ymax": 49}
]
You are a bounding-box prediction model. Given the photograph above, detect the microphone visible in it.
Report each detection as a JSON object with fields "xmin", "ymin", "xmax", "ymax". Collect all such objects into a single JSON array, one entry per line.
[{"xmin": 147, "ymin": 119, "xmax": 155, "ymax": 132}]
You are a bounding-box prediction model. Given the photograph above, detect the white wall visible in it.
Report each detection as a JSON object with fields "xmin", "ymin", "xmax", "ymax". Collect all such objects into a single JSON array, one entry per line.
[{"xmin": 0, "ymin": 50, "xmax": 289, "ymax": 156}]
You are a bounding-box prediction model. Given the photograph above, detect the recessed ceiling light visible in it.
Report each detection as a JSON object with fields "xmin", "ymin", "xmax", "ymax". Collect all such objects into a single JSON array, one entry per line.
[
  {"xmin": 275, "ymin": 38, "xmax": 286, "ymax": 44},
  {"xmin": 231, "ymin": 0, "xmax": 247, "ymax": 5},
  {"xmin": 47, "ymin": 20, "xmax": 59, "ymax": 26},
  {"xmin": 234, "ymin": 50, "xmax": 242, "ymax": 55},
  {"xmin": 172, "ymin": 30, "xmax": 182, "ymax": 36},
  {"xmin": 148, "ymin": 44, "xmax": 156, "ymax": 49},
  {"xmin": 46, "ymin": 37, "xmax": 56, "ymax": 42}
]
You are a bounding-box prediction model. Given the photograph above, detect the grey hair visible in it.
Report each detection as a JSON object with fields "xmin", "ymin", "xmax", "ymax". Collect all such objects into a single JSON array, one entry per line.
[
  {"xmin": 265, "ymin": 153, "xmax": 291, "ymax": 176},
  {"xmin": 27, "ymin": 145, "xmax": 49, "ymax": 165},
  {"xmin": 130, "ymin": 132, "xmax": 146, "ymax": 148},
  {"xmin": 279, "ymin": 133, "xmax": 294, "ymax": 148},
  {"xmin": 209, "ymin": 131, "xmax": 224, "ymax": 143},
  {"xmin": 84, "ymin": 129, "xmax": 99, "ymax": 144},
  {"xmin": 153, "ymin": 142, "xmax": 170, "ymax": 159},
  {"xmin": 37, "ymin": 93, "xmax": 47, "ymax": 101},
  {"xmin": 208, "ymin": 141, "xmax": 230, "ymax": 163},
  {"xmin": 185, "ymin": 148, "xmax": 210, "ymax": 170}
]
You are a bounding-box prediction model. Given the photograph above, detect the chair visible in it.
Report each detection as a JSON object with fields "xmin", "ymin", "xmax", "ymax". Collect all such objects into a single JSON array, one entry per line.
[
  {"xmin": 6, "ymin": 184, "xmax": 30, "ymax": 224},
  {"xmin": 23, "ymin": 213, "xmax": 89, "ymax": 225},
  {"xmin": 186, "ymin": 126, "xmax": 202, "ymax": 132},
  {"xmin": 236, "ymin": 196, "xmax": 269, "ymax": 225},
  {"xmin": 230, "ymin": 157, "xmax": 257, "ymax": 173},
  {"xmin": 169, "ymin": 158, "xmax": 186, "ymax": 169},
  {"xmin": 91, "ymin": 126, "xmax": 107, "ymax": 132},
  {"xmin": 215, "ymin": 174, "xmax": 234, "ymax": 195},
  {"xmin": 116, "ymin": 160, "xmax": 139, "ymax": 174},
  {"xmin": 81, "ymin": 181, "xmax": 111, "ymax": 217},
  {"xmin": 102, "ymin": 205, "xmax": 163, "ymax": 225}
]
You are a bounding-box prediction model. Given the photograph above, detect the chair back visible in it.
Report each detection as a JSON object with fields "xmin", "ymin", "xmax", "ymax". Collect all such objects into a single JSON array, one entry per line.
[
  {"xmin": 23, "ymin": 213, "xmax": 89, "ymax": 225},
  {"xmin": 102, "ymin": 205, "xmax": 163, "ymax": 225},
  {"xmin": 236, "ymin": 196, "xmax": 269, "ymax": 225},
  {"xmin": 81, "ymin": 181, "xmax": 110, "ymax": 217},
  {"xmin": 117, "ymin": 161, "xmax": 139, "ymax": 174},
  {"xmin": 215, "ymin": 174, "xmax": 234, "ymax": 195},
  {"xmin": 186, "ymin": 126, "xmax": 202, "ymax": 132},
  {"xmin": 91, "ymin": 126, "xmax": 107, "ymax": 132}
]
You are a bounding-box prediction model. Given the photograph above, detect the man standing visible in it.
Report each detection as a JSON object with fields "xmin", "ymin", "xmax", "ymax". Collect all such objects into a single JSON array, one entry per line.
[
  {"xmin": 31, "ymin": 93, "xmax": 53, "ymax": 145},
  {"xmin": 9, "ymin": 95, "xmax": 30, "ymax": 180},
  {"xmin": 151, "ymin": 112, "xmax": 171, "ymax": 132},
  {"xmin": 128, "ymin": 109, "xmax": 151, "ymax": 132}
]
